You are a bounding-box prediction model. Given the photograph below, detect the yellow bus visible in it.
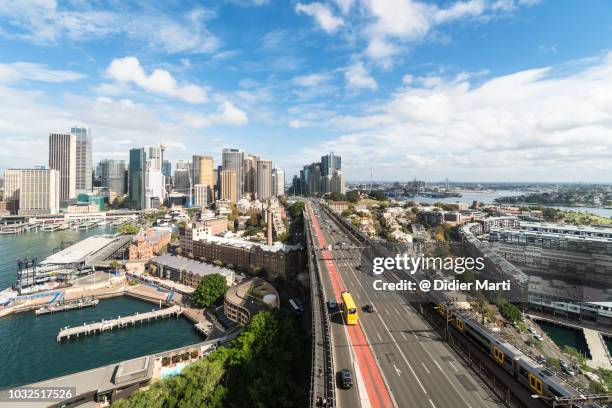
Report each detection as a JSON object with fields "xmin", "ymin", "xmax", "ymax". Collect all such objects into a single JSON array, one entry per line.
[{"xmin": 341, "ymin": 291, "xmax": 359, "ymax": 325}]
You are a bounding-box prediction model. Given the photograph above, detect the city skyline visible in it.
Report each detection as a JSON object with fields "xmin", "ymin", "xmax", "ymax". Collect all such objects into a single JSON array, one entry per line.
[{"xmin": 1, "ymin": 1, "xmax": 612, "ymax": 181}]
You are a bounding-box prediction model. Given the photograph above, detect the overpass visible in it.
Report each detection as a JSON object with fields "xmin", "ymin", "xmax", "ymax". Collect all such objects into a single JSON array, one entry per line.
[{"xmin": 305, "ymin": 200, "xmax": 510, "ymax": 408}]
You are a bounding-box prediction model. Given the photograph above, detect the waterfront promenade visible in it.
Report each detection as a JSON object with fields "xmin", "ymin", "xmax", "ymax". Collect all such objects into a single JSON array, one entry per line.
[{"xmin": 57, "ymin": 305, "xmax": 183, "ymax": 342}]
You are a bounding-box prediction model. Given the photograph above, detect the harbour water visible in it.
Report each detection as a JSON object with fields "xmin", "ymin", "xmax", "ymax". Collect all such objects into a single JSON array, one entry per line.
[
  {"xmin": 537, "ymin": 320, "xmax": 591, "ymax": 359},
  {"xmin": 0, "ymin": 228, "xmax": 202, "ymax": 390}
]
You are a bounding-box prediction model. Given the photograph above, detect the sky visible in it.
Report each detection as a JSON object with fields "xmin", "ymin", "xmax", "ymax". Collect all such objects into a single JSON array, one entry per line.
[{"xmin": 0, "ymin": 0, "xmax": 612, "ymax": 182}]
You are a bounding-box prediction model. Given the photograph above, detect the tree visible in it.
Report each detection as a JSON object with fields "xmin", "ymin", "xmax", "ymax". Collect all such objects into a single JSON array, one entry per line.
[
  {"xmin": 329, "ymin": 192, "xmax": 346, "ymax": 201},
  {"xmin": 117, "ymin": 223, "xmax": 140, "ymax": 235},
  {"xmin": 346, "ymin": 190, "xmax": 360, "ymax": 203},
  {"xmin": 192, "ymin": 274, "xmax": 229, "ymax": 308}
]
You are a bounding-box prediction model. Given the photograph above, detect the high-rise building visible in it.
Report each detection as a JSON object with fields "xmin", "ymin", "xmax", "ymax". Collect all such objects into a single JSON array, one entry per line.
[
  {"xmin": 307, "ymin": 163, "xmax": 321, "ymax": 195},
  {"xmin": 71, "ymin": 126, "xmax": 92, "ymax": 194},
  {"xmin": 3, "ymin": 169, "xmax": 60, "ymax": 215},
  {"xmin": 192, "ymin": 155, "xmax": 215, "ymax": 189},
  {"xmin": 272, "ymin": 167, "xmax": 285, "ymax": 197},
  {"xmin": 99, "ymin": 159, "xmax": 126, "ymax": 196},
  {"xmin": 173, "ymin": 169, "xmax": 191, "ymax": 196},
  {"xmin": 331, "ymin": 170, "xmax": 346, "ymax": 194},
  {"xmin": 222, "ymin": 148, "xmax": 244, "ymax": 200},
  {"xmin": 243, "ymin": 154, "xmax": 258, "ymax": 199},
  {"xmin": 49, "ymin": 132, "xmax": 76, "ymax": 201},
  {"xmin": 145, "ymin": 146, "xmax": 165, "ymax": 209},
  {"xmin": 193, "ymin": 184, "xmax": 212, "ymax": 207},
  {"xmin": 256, "ymin": 159, "xmax": 272, "ymax": 200},
  {"xmin": 128, "ymin": 148, "xmax": 146, "ymax": 209},
  {"xmin": 321, "ymin": 152, "xmax": 341, "ymax": 177},
  {"xmin": 220, "ymin": 170, "xmax": 237, "ymax": 203},
  {"xmin": 162, "ymin": 160, "xmax": 172, "ymax": 178},
  {"xmin": 291, "ymin": 175, "xmax": 301, "ymax": 195}
]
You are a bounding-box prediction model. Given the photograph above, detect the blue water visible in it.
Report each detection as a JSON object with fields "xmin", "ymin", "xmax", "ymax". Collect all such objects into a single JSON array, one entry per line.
[{"xmin": 0, "ymin": 227, "xmax": 202, "ymax": 390}]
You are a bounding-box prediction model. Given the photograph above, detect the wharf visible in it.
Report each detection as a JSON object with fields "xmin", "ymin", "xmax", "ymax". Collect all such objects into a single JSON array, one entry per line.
[
  {"xmin": 35, "ymin": 296, "xmax": 99, "ymax": 316},
  {"xmin": 57, "ymin": 305, "xmax": 183, "ymax": 342}
]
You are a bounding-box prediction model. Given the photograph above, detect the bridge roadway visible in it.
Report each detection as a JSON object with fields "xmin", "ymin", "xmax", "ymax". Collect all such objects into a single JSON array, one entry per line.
[{"xmin": 309, "ymin": 202, "xmax": 504, "ymax": 408}]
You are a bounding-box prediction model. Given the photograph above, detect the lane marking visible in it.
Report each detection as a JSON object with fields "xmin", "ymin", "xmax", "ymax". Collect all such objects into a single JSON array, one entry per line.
[
  {"xmin": 429, "ymin": 399, "xmax": 437, "ymax": 408},
  {"xmin": 393, "ymin": 364, "xmax": 402, "ymax": 377},
  {"xmin": 449, "ymin": 361, "xmax": 459, "ymax": 373},
  {"xmin": 433, "ymin": 360, "xmax": 443, "ymax": 372},
  {"xmin": 421, "ymin": 362, "xmax": 430, "ymax": 375}
]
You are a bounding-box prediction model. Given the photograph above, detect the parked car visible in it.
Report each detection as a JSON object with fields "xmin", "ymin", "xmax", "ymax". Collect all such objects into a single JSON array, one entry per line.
[
  {"xmin": 562, "ymin": 366, "xmax": 576, "ymax": 376},
  {"xmin": 340, "ymin": 369, "xmax": 353, "ymax": 389}
]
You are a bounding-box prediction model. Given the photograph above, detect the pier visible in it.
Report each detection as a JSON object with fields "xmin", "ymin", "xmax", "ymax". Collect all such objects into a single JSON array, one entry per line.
[
  {"xmin": 56, "ymin": 305, "xmax": 183, "ymax": 342},
  {"xmin": 36, "ymin": 297, "xmax": 99, "ymax": 316}
]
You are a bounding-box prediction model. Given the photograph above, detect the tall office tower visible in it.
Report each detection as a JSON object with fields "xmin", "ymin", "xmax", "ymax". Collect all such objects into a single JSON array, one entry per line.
[
  {"xmin": 215, "ymin": 165, "xmax": 222, "ymax": 199},
  {"xmin": 192, "ymin": 155, "xmax": 215, "ymax": 187},
  {"xmin": 173, "ymin": 169, "xmax": 191, "ymax": 195},
  {"xmin": 193, "ymin": 184, "xmax": 212, "ymax": 207},
  {"xmin": 322, "ymin": 174, "xmax": 333, "ymax": 193},
  {"xmin": 3, "ymin": 169, "xmax": 60, "ymax": 215},
  {"xmin": 256, "ymin": 159, "xmax": 272, "ymax": 200},
  {"xmin": 129, "ymin": 148, "xmax": 146, "ymax": 209},
  {"xmin": 99, "ymin": 159, "xmax": 126, "ymax": 196},
  {"xmin": 145, "ymin": 146, "xmax": 165, "ymax": 209},
  {"xmin": 331, "ymin": 170, "xmax": 346, "ymax": 194},
  {"xmin": 71, "ymin": 126, "xmax": 92, "ymax": 194},
  {"xmin": 307, "ymin": 163, "xmax": 321, "ymax": 194},
  {"xmin": 220, "ymin": 170, "xmax": 237, "ymax": 203},
  {"xmin": 222, "ymin": 148, "xmax": 244, "ymax": 200},
  {"xmin": 162, "ymin": 160, "xmax": 172, "ymax": 178},
  {"xmin": 272, "ymin": 167, "xmax": 285, "ymax": 197},
  {"xmin": 243, "ymin": 154, "xmax": 258, "ymax": 199},
  {"xmin": 176, "ymin": 160, "xmax": 190, "ymax": 171},
  {"xmin": 321, "ymin": 152, "xmax": 341, "ymax": 177},
  {"xmin": 49, "ymin": 132, "xmax": 76, "ymax": 202},
  {"xmin": 292, "ymin": 175, "xmax": 301, "ymax": 196}
]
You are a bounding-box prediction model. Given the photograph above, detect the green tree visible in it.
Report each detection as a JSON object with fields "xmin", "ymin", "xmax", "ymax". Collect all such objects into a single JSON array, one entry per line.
[
  {"xmin": 117, "ymin": 223, "xmax": 140, "ymax": 235},
  {"xmin": 346, "ymin": 190, "xmax": 360, "ymax": 203},
  {"xmin": 192, "ymin": 274, "xmax": 229, "ymax": 308}
]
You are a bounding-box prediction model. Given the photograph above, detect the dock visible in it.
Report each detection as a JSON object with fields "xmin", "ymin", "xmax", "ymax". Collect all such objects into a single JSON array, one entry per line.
[
  {"xmin": 56, "ymin": 305, "xmax": 183, "ymax": 342},
  {"xmin": 36, "ymin": 297, "xmax": 99, "ymax": 316},
  {"xmin": 583, "ymin": 328, "xmax": 612, "ymax": 369}
]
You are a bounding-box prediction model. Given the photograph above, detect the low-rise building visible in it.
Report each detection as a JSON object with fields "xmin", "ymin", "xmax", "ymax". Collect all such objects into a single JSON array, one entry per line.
[
  {"xmin": 150, "ymin": 254, "xmax": 235, "ymax": 289},
  {"xmin": 129, "ymin": 227, "xmax": 172, "ymax": 260},
  {"xmin": 224, "ymin": 277, "xmax": 279, "ymax": 325}
]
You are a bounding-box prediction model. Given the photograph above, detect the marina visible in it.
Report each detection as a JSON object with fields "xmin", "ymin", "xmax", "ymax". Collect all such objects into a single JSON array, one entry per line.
[{"xmin": 57, "ymin": 305, "xmax": 184, "ymax": 342}]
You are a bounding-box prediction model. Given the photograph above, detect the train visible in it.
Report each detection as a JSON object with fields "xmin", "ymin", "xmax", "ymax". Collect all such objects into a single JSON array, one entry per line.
[{"xmin": 434, "ymin": 301, "xmax": 593, "ymax": 407}]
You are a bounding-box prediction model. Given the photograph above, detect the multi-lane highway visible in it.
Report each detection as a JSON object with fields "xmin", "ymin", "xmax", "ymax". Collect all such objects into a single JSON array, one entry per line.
[{"xmin": 307, "ymin": 201, "xmax": 504, "ymax": 408}]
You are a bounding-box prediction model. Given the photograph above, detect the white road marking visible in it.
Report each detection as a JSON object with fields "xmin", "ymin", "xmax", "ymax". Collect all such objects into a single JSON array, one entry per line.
[
  {"xmin": 377, "ymin": 332, "xmax": 383, "ymax": 342},
  {"xmin": 421, "ymin": 362, "xmax": 430, "ymax": 375},
  {"xmin": 393, "ymin": 364, "xmax": 402, "ymax": 376},
  {"xmin": 429, "ymin": 398, "xmax": 437, "ymax": 408},
  {"xmin": 433, "ymin": 360, "xmax": 443, "ymax": 372},
  {"xmin": 449, "ymin": 361, "xmax": 459, "ymax": 372},
  {"xmin": 401, "ymin": 332, "xmax": 407, "ymax": 340}
]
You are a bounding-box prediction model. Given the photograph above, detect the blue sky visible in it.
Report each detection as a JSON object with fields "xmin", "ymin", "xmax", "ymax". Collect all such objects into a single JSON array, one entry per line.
[{"xmin": 1, "ymin": 0, "xmax": 612, "ymax": 181}]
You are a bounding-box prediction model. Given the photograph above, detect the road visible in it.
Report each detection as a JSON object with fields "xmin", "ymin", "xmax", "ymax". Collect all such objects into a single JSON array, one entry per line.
[{"xmin": 307, "ymin": 201, "xmax": 504, "ymax": 408}]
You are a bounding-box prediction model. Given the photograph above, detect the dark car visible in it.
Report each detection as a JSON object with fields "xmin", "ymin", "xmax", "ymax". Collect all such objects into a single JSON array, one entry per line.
[
  {"xmin": 363, "ymin": 304, "xmax": 375, "ymax": 313},
  {"xmin": 340, "ymin": 369, "xmax": 353, "ymax": 389}
]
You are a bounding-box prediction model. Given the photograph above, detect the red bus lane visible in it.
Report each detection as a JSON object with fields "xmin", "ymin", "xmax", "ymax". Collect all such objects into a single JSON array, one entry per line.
[{"xmin": 308, "ymin": 204, "xmax": 394, "ymax": 408}]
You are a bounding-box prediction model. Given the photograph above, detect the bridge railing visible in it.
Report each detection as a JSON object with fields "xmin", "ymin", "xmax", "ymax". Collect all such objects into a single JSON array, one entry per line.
[{"xmin": 304, "ymin": 205, "xmax": 335, "ymax": 408}]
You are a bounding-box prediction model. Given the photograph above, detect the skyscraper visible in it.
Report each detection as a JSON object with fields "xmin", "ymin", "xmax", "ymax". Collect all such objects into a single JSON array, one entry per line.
[
  {"xmin": 71, "ymin": 126, "xmax": 92, "ymax": 194},
  {"xmin": 145, "ymin": 146, "xmax": 165, "ymax": 209},
  {"xmin": 321, "ymin": 152, "xmax": 341, "ymax": 177},
  {"xmin": 129, "ymin": 148, "xmax": 146, "ymax": 209},
  {"xmin": 162, "ymin": 160, "xmax": 172, "ymax": 178},
  {"xmin": 243, "ymin": 154, "xmax": 258, "ymax": 199},
  {"xmin": 193, "ymin": 184, "xmax": 212, "ymax": 207},
  {"xmin": 331, "ymin": 170, "xmax": 346, "ymax": 194},
  {"xmin": 3, "ymin": 169, "xmax": 60, "ymax": 215},
  {"xmin": 49, "ymin": 132, "xmax": 76, "ymax": 201},
  {"xmin": 220, "ymin": 170, "xmax": 237, "ymax": 203},
  {"xmin": 222, "ymin": 148, "xmax": 244, "ymax": 200},
  {"xmin": 272, "ymin": 167, "xmax": 285, "ymax": 197},
  {"xmin": 256, "ymin": 159, "xmax": 272, "ymax": 200},
  {"xmin": 99, "ymin": 159, "xmax": 126, "ymax": 196},
  {"xmin": 192, "ymin": 156, "xmax": 215, "ymax": 189}
]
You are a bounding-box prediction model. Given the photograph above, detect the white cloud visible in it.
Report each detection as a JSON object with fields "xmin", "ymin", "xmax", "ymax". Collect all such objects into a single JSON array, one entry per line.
[
  {"xmin": 345, "ymin": 61, "xmax": 378, "ymax": 91},
  {"xmin": 334, "ymin": 0, "xmax": 355, "ymax": 15},
  {"xmin": 106, "ymin": 57, "xmax": 208, "ymax": 104},
  {"xmin": 292, "ymin": 73, "xmax": 332, "ymax": 87},
  {"xmin": 208, "ymin": 101, "xmax": 248, "ymax": 125},
  {"xmin": 289, "ymin": 119, "xmax": 308, "ymax": 128},
  {"xmin": 0, "ymin": 62, "xmax": 86, "ymax": 84},
  {"xmin": 0, "ymin": 2, "xmax": 220, "ymax": 54},
  {"xmin": 317, "ymin": 52, "xmax": 612, "ymax": 181},
  {"xmin": 295, "ymin": 2, "xmax": 344, "ymax": 33}
]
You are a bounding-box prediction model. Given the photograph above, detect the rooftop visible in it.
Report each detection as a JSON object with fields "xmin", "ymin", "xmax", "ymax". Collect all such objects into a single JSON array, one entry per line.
[
  {"xmin": 152, "ymin": 254, "xmax": 234, "ymax": 278},
  {"xmin": 41, "ymin": 236, "xmax": 115, "ymax": 265},
  {"xmin": 225, "ymin": 277, "xmax": 279, "ymax": 317},
  {"xmin": 195, "ymin": 234, "xmax": 302, "ymax": 253}
]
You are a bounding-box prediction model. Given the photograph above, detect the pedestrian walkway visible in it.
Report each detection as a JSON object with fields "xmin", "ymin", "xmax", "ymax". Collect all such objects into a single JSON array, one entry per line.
[{"xmin": 584, "ymin": 328, "xmax": 612, "ymax": 369}]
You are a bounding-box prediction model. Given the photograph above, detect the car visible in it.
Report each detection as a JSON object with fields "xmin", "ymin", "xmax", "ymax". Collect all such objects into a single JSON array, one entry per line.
[
  {"xmin": 534, "ymin": 334, "xmax": 543, "ymax": 341},
  {"xmin": 328, "ymin": 299, "xmax": 337, "ymax": 309},
  {"xmin": 340, "ymin": 368, "xmax": 353, "ymax": 389},
  {"xmin": 537, "ymin": 354, "xmax": 547, "ymax": 364},
  {"xmin": 560, "ymin": 360, "xmax": 569, "ymax": 368},
  {"xmin": 562, "ymin": 366, "xmax": 576, "ymax": 377},
  {"xmin": 363, "ymin": 304, "xmax": 375, "ymax": 313}
]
